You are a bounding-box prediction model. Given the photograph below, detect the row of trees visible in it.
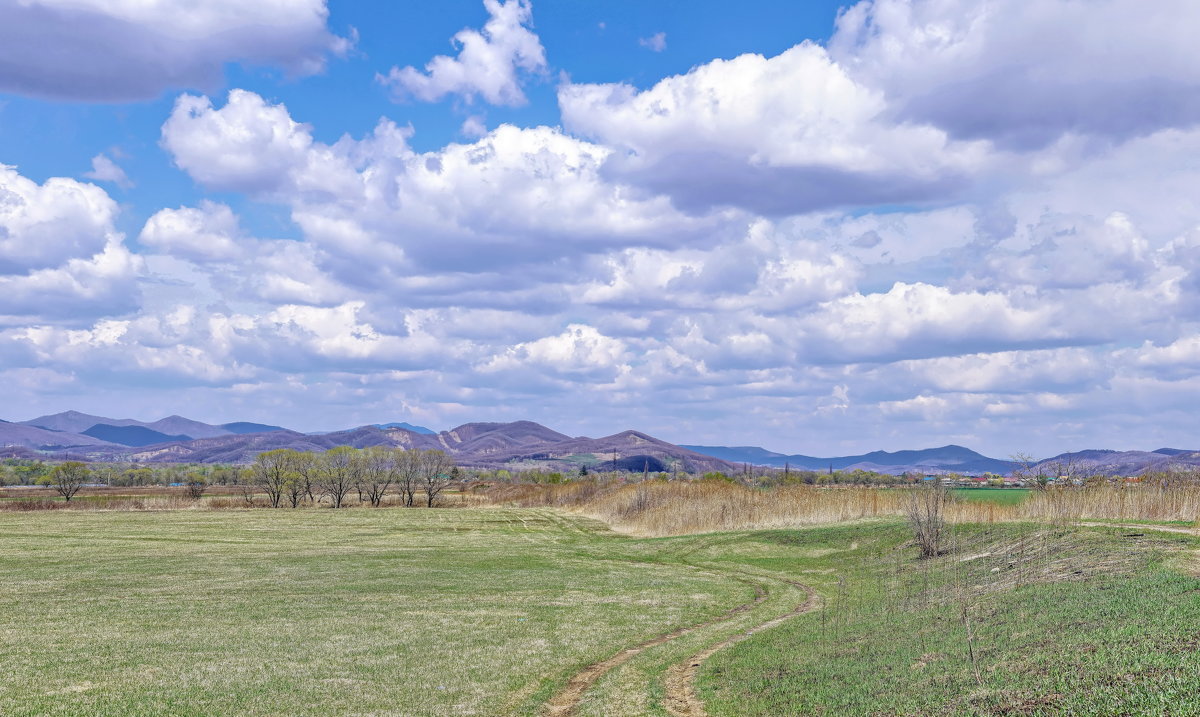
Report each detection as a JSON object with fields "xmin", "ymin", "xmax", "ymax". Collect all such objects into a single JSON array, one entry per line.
[
  {"xmin": 252, "ymin": 447, "xmax": 457, "ymax": 509},
  {"xmin": 0, "ymin": 458, "xmax": 243, "ymax": 488}
]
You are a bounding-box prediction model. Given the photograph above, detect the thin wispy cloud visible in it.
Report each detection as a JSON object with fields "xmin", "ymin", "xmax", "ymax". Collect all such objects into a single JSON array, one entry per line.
[
  {"xmin": 83, "ymin": 153, "xmax": 133, "ymax": 189},
  {"xmin": 639, "ymin": 32, "xmax": 667, "ymax": 52}
]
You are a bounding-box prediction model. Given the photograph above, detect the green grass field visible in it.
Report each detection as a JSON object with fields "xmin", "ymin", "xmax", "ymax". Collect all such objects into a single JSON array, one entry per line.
[
  {"xmin": 699, "ymin": 523, "xmax": 1200, "ymax": 716},
  {"xmin": 952, "ymin": 487, "xmax": 1031, "ymax": 504},
  {"xmin": 1, "ymin": 508, "xmax": 1197, "ymax": 715}
]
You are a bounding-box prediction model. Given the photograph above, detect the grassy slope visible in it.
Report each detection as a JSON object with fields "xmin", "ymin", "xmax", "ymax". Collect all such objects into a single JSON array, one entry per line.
[
  {"xmin": 2, "ymin": 509, "xmax": 1197, "ymax": 716},
  {"xmin": 0, "ymin": 508, "xmax": 749, "ymax": 716},
  {"xmin": 700, "ymin": 522, "xmax": 1200, "ymax": 716}
]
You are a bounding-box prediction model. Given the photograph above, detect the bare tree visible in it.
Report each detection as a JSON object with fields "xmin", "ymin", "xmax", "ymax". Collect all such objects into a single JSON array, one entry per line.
[
  {"xmin": 292, "ymin": 451, "xmax": 320, "ymax": 505},
  {"xmin": 421, "ymin": 450, "xmax": 454, "ymax": 507},
  {"xmin": 238, "ymin": 468, "xmax": 257, "ymax": 506},
  {"xmin": 253, "ymin": 449, "xmax": 298, "ymax": 508},
  {"xmin": 905, "ymin": 480, "xmax": 949, "ymax": 558},
  {"xmin": 396, "ymin": 448, "xmax": 423, "ymax": 507},
  {"xmin": 51, "ymin": 461, "xmax": 89, "ymax": 502},
  {"xmin": 1010, "ymin": 452, "xmax": 1050, "ymax": 491},
  {"xmin": 358, "ymin": 447, "xmax": 396, "ymax": 507},
  {"xmin": 184, "ymin": 478, "xmax": 207, "ymax": 500},
  {"xmin": 318, "ymin": 446, "xmax": 359, "ymax": 508},
  {"xmin": 283, "ymin": 452, "xmax": 313, "ymax": 508}
]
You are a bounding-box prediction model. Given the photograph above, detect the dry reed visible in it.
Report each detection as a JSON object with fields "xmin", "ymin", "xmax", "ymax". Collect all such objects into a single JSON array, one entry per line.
[
  {"xmin": 489, "ymin": 480, "xmax": 910, "ymax": 536},
  {"xmin": 488, "ymin": 480, "xmax": 1200, "ymax": 537},
  {"xmin": 1018, "ymin": 483, "xmax": 1200, "ymax": 524}
]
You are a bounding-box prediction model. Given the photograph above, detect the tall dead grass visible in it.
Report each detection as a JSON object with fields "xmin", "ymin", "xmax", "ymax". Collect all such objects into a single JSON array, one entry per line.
[
  {"xmin": 0, "ymin": 489, "xmax": 486, "ymax": 512},
  {"xmin": 487, "ymin": 481, "xmax": 1200, "ymax": 536},
  {"xmin": 0, "ymin": 495, "xmax": 201, "ymax": 512},
  {"xmin": 1018, "ymin": 484, "xmax": 1200, "ymax": 524},
  {"xmin": 490, "ymin": 480, "xmax": 910, "ymax": 536}
]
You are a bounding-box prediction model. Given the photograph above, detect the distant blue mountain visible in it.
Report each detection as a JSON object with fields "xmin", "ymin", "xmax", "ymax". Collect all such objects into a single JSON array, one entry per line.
[
  {"xmin": 1152, "ymin": 447, "xmax": 1194, "ymax": 456},
  {"xmin": 82, "ymin": 424, "xmax": 191, "ymax": 447},
  {"xmin": 220, "ymin": 422, "xmax": 287, "ymax": 435},
  {"xmin": 375, "ymin": 422, "xmax": 436, "ymax": 435},
  {"xmin": 682, "ymin": 444, "xmax": 1016, "ymax": 475}
]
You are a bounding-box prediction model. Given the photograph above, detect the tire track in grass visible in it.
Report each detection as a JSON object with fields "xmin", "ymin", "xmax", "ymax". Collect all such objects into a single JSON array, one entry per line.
[
  {"xmin": 539, "ymin": 523, "xmax": 759, "ymax": 716},
  {"xmin": 1078, "ymin": 521, "xmax": 1198, "ymax": 536},
  {"xmin": 663, "ymin": 578, "xmax": 819, "ymax": 717},
  {"xmin": 1079, "ymin": 522, "xmax": 1200, "ymax": 576},
  {"xmin": 538, "ymin": 516, "xmax": 817, "ymax": 717},
  {"xmin": 542, "ymin": 576, "xmax": 770, "ymax": 717}
]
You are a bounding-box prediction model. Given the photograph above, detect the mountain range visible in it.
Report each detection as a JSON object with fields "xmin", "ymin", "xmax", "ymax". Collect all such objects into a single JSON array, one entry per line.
[
  {"xmin": 2, "ymin": 411, "xmax": 1197, "ymax": 476},
  {"xmin": 0, "ymin": 412, "xmax": 733, "ymax": 473},
  {"xmin": 681, "ymin": 444, "xmax": 1018, "ymax": 475}
]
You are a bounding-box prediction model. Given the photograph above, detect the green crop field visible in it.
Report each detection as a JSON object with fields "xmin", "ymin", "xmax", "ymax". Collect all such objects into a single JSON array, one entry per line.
[
  {"xmin": 952, "ymin": 487, "xmax": 1031, "ymax": 505},
  {"xmin": 1, "ymin": 508, "xmax": 1197, "ymax": 716}
]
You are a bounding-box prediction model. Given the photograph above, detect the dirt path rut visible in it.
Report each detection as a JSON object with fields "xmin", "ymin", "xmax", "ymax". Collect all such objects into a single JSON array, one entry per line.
[
  {"xmin": 662, "ymin": 579, "xmax": 819, "ymax": 717},
  {"xmin": 542, "ymin": 579, "xmax": 768, "ymax": 717}
]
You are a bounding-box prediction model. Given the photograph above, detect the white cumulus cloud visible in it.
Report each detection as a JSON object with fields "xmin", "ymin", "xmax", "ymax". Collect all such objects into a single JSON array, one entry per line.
[
  {"xmin": 560, "ymin": 42, "xmax": 988, "ymax": 214},
  {"xmin": 0, "ymin": 0, "xmax": 349, "ymax": 101},
  {"xmin": 139, "ymin": 201, "xmax": 245, "ymax": 262},
  {"xmin": 829, "ymin": 0, "xmax": 1200, "ymax": 148},
  {"xmin": 378, "ymin": 0, "xmax": 547, "ymax": 106}
]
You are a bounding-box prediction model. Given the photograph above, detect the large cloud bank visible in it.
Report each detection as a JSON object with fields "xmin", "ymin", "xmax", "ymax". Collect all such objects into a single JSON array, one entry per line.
[
  {"xmin": 0, "ymin": 0, "xmax": 349, "ymax": 101},
  {"xmin": 4, "ymin": 0, "xmax": 1200, "ymax": 455}
]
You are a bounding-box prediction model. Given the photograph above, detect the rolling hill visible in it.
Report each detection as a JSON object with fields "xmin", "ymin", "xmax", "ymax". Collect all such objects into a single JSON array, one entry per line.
[
  {"xmin": 22, "ymin": 410, "xmax": 144, "ymax": 434},
  {"xmin": 1030, "ymin": 448, "xmax": 1200, "ymax": 477},
  {"xmin": 21, "ymin": 410, "xmax": 232, "ymax": 440},
  {"xmin": 220, "ymin": 422, "xmax": 288, "ymax": 435},
  {"xmin": 374, "ymin": 422, "xmax": 435, "ymax": 434},
  {"xmin": 8, "ymin": 409, "xmax": 1197, "ymax": 477},
  {"xmin": 682, "ymin": 444, "xmax": 1017, "ymax": 475},
  {"xmin": 112, "ymin": 420, "xmax": 739, "ymax": 472},
  {"xmin": 81, "ymin": 424, "xmax": 193, "ymax": 447},
  {"xmin": 0, "ymin": 421, "xmax": 117, "ymax": 450},
  {"xmin": 142, "ymin": 415, "xmax": 231, "ymax": 439}
]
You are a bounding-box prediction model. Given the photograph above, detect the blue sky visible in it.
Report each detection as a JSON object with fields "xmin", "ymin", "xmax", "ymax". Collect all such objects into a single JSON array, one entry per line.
[
  {"xmin": 2, "ymin": 0, "xmax": 1199, "ymax": 457},
  {"xmin": 0, "ymin": 1, "xmax": 844, "ymax": 239}
]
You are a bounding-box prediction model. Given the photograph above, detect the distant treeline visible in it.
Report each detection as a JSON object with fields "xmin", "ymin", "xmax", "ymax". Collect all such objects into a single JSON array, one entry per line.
[
  {"xmin": 7, "ymin": 452, "xmax": 1195, "ymax": 498},
  {"xmin": 1, "ymin": 457, "xmax": 927, "ymax": 488}
]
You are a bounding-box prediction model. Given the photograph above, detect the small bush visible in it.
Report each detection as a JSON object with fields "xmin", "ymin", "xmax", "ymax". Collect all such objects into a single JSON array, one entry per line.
[
  {"xmin": 0, "ymin": 499, "xmax": 62, "ymax": 511},
  {"xmin": 905, "ymin": 482, "xmax": 949, "ymax": 558}
]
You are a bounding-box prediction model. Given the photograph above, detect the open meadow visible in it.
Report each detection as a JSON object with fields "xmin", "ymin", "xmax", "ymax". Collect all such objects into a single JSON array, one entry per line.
[{"xmin": 2, "ymin": 490, "xmax": 1199, "ymax": 716}]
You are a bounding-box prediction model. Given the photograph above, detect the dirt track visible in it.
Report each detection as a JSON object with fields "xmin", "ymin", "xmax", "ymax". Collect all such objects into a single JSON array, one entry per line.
[
  {"xmin": 542, "ymin": 579, "xmax": 768, "ymax": 717},
  {"xmin": 662, "ymin": 579, "xmax": 819, "ymax": 717},
  {"xmin": 543, "ymin": 566, "xmax": 817, "ymax": 717}
]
